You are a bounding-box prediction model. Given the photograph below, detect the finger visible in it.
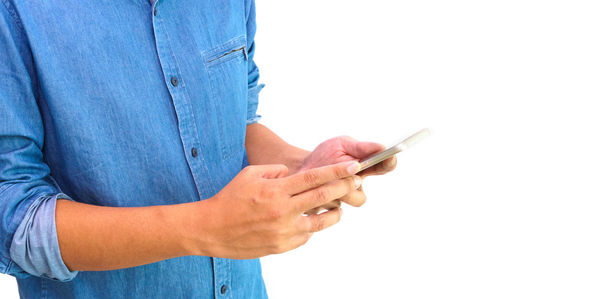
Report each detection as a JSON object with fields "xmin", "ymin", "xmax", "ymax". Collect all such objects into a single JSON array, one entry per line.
[
  {"xmin": 289, "ymin": 233, "xmax": 312, "ymax": 251},
  {"xmin": 342, "ymin": 140, "xmax": 385, "ymax": 159},
  {"xmin": 301, "ymin": 208, "xmax": 343, "ymax": 233},
  {"xmin": 270, "ymin": 232, "xmax": 313, "ymax": 255},
  {"xmin": 283, "ymin": 161, "xmax": 360, "ymax": 195},
  {"xmin": 293, "ymin": 176, "xmax": 361, "ymax": 212},
  {"xmin": 339, "ymin": 189, "xmax": 367, "ymax": 207},
  {"xmin": 358, "ymin": 156, "xmax": 397, "ymax": 177}
]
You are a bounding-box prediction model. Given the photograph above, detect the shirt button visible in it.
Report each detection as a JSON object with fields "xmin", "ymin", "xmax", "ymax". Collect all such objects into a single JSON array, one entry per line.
[
  {"xmin": 191, "ymin": 147, "xmax": 198, "ymax": 157},
  {"xmin": 220, "ymin": 285, "xmax": 227, "ymax": 294},
  {"xmin": 153, "ymin": 8, "xmax": 157, "ymax": 16},
  {"xmin": 170, "ymin": 76, "xmax": 179, "ymax": 87}
]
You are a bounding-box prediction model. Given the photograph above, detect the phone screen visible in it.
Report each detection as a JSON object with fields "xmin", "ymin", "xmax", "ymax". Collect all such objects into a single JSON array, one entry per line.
[{"xmin": 359, "ymin": 128, "xmax": 430, "ymax": 171}]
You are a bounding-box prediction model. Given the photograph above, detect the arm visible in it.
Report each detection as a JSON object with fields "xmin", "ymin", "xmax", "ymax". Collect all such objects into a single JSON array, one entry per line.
[
  {"xmin": 0, "ymin": 2, "xmax": 188, "ymax": 275},
  {"xmin": 0, "ymin": 2, "xmax": 353, "ymax": 275},
  {"xmin": 0, "ymin": 3, "xmax": 76, "ymax": 281},
  {"xmin": 55, "ymin": 200, "xmax": 202, "ymax": 271},
  {"xmin": 245, "ymin": 123, "xmax": 309, "ymax": 173},
  {"xmin": 55, "ymin": 162, "xmax": 360, "ymax": 270}
]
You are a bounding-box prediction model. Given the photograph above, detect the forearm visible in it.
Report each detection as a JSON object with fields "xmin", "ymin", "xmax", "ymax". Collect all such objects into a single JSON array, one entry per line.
[
  {"xmin": 55, "ymin": 199, "xmax": 205, "ymax": 271},
  {"xmin": 245, "ymin": 123, "xmax": 309, "ymax": 173},
  {"xmin": 55, "ymin": 148, "xmax": 361, "ymax": 270},
  {"xmin": 56, "ymin": 124, "xmax": 311, "ymax": 271},
  {"xmin": 56, "ymin": 124, "xmax": 305, "ymax": 272}
]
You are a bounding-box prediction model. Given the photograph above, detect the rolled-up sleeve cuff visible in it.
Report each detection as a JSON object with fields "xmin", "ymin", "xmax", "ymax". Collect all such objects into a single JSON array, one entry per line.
[
  {"xmin": 9, "ymin": 193, "xmax": 79, "ymax": 282},
  {"xmin": 246, "ymin": 83, "xmax": 264, "ymax": 125}
]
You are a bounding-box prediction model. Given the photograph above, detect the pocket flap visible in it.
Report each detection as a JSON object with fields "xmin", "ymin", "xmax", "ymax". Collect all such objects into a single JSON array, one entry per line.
[{"xmin": 203, "ymin": 35, "xmax": 248, "ymax": 66}]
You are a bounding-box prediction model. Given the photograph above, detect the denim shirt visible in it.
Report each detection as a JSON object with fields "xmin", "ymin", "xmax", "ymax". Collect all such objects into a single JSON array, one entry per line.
[{"xmin": 0, "ymin": 0, "xmax": 267, "ymax": 298}]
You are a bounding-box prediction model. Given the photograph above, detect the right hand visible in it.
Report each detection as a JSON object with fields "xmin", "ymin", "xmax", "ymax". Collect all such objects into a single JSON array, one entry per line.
[{"xmin": 195, "ymin": 161, "xmax": 362, "ymax": 259}]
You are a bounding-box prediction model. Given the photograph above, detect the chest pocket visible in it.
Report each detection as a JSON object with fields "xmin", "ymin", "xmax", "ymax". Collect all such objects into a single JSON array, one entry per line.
[{"xmin": 203, "ymin": 36, "xmax": 249, "ymax": 161}]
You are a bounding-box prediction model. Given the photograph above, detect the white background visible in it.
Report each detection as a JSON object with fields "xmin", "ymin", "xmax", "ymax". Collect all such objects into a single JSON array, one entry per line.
[{"xmin": 2, "ymin": 0, "xmax": 599, "ymax": 298}]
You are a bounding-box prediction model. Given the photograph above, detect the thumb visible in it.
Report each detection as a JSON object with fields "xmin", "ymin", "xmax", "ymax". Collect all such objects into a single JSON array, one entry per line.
[{"xmin": 342, "ymin": 140, "xmax": 385, "ymax": 159}]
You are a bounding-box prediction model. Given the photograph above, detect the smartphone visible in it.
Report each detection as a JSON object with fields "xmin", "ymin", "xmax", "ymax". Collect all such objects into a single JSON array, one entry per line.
[{"xmin": 359, "ymin": 128, "xmax": 430, "ymax": 171}]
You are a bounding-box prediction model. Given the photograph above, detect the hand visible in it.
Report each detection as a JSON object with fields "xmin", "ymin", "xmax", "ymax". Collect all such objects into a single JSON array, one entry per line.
[
  {"xmin": 299, "ymin": 136, "xmax": 397, "ymax": 214},
  {"xmin": 195, "ymin": 161, "xmax": 362, "ymax": 259}
]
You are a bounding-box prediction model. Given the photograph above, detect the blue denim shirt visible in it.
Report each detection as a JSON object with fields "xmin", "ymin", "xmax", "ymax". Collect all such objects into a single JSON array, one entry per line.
[{"xmin": 0, "ymin": 0, "xmax": 267, "ymax": 297}]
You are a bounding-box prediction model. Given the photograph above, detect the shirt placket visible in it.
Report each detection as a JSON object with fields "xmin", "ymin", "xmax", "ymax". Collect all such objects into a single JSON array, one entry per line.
[
  {"xmin": 151, "ymin": 2, "xmax": 231, "ymax": 298},
  {"xmin": 151, "ymin": 2, "xmax": 203, "ymax": 192},
  {"xmin": 213, "ymin": 258, "xmax": 232, "ymax": 298}
]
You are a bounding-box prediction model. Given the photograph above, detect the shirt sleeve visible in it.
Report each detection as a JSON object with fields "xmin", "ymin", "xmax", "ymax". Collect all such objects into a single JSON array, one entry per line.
[
  {"xmin": 245, "ymin": 0, "xmax": 264, "ymax": 125},
  {"xmin": 0, "ymin": 1, "xmax": 78, "ymax": 282}
]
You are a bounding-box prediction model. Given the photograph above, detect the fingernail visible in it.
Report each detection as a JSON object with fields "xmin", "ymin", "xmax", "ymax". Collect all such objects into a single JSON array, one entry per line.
[
  {"xmin": 346, "ymin": 162, "xmax": 361, "ymax": 174},
  {"xmin": 353, "ymin": 175, "xmax": 362, "ymax": 188}
]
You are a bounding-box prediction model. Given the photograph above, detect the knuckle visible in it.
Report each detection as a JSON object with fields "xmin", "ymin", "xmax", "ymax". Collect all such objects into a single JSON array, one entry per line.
[
  {"xmin": 314, "ymin": 188, "xmax": 329, "ymax": 203},
  {"xmin": 355, "ymin": 193, "xmax": 367, "ymax": 207},
  {"xmin": 302, "ymin": 170, "xmax": 320, "ymax": 186},
  {"xmin": 334, "ymin": 167, "xmax": 346, "ymax": 179},
  {"xmin": 248, "ymin": 187, "xmax": 264, "ymax": 206},
  {"xmin": 313, "ymin": 216, "xmax": 326, "ymax": 231}
]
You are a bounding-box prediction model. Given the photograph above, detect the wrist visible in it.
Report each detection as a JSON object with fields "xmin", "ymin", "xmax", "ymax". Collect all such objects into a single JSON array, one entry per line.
[
  {"xmin": 160, "ymin": 201, "xmax": 212, "ymax": 257},
  {"xmin": 286, "ymin": 147, "xmax": 310, "ymax": 174},
  {"xmin": 245, "ymin": 123, "xmax": 310, "ymax": 173}
]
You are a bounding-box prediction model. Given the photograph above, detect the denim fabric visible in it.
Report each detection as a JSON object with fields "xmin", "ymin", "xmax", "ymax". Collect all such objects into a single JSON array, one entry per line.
[{"xmin": 0, "ymin": 0, "xmax": 267, "ymax": 298}]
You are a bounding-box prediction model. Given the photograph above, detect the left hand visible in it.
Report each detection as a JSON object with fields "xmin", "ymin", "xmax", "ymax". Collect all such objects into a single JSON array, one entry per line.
[{"xmin": 298, "ymin": 136, "xmax": 397, "ymax": 214}]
